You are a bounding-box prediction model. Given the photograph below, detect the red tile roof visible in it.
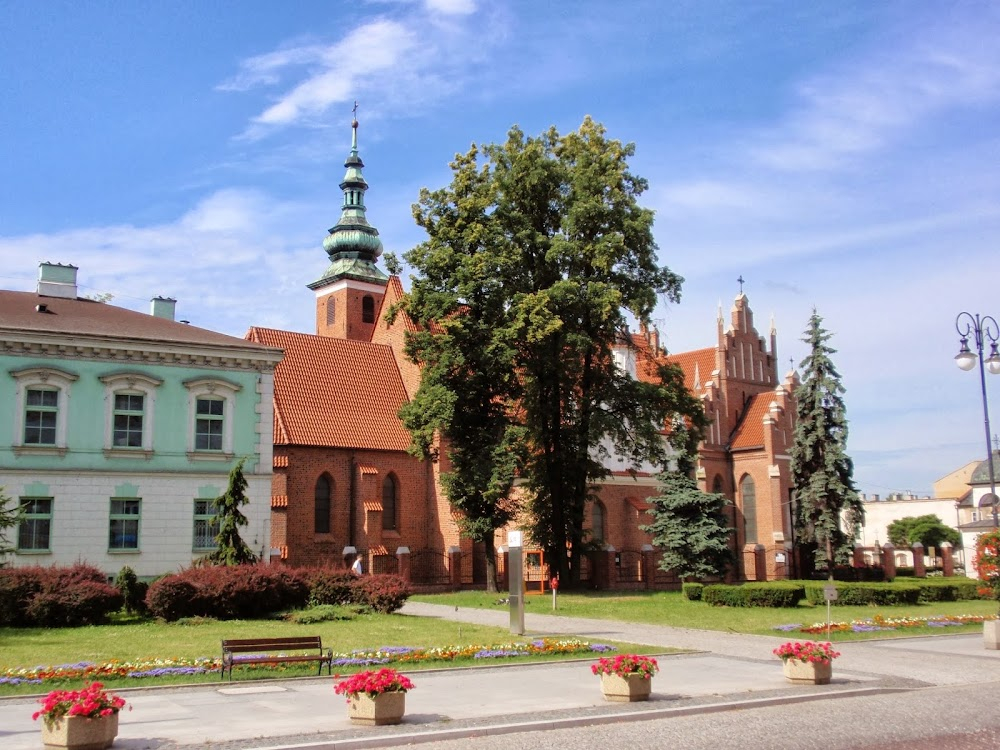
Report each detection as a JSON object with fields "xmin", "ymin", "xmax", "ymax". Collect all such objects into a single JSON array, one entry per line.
[
  {"xmin": 666, "ymin": 347, "xmax": 717, "ymax": 393},
  {"xmin": 273, "ymin": 455, "xmax": 289, "ymax": 468},
  {"xmin": 731, "ymin": 392, "xmax": 771, "ymax": 450},
  {"xmin": 247, "ymin": 327, "xmax": 412, "ymax": 451}
]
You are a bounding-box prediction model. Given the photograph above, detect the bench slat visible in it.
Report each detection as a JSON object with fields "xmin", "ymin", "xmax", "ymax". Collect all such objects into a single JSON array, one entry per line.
[{"xmin": 221, "ymin": 636, "xmax": 332, "ymax": 680}]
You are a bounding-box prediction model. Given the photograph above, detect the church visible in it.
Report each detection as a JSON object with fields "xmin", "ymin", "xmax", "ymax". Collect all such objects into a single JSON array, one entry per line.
[{"xmin": 248, "ymin": 119, "xmax": 797, "ymax": 587}]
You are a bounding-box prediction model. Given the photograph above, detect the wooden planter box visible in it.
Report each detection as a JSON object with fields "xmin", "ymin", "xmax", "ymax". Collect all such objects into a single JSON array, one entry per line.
[
  {"xmin": 599, "ymin": 672, "xmax": 653, "ymax": 702},
  {"xmin": 41, "ymin": 713, "xmax": 119, "ymax": 750},
  {"xmin": 782, "ymin": 659, "xmax": 832, "ymax": 685},
  {"xmin": 347, "ymin": 691, "xmax": 406, "ymax": 726}
]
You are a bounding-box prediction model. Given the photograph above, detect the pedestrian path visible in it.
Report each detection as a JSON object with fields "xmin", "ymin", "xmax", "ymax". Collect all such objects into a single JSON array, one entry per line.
[{"xmin": 0, "ymin": 603, "xmax": 994, "ymax": 750}]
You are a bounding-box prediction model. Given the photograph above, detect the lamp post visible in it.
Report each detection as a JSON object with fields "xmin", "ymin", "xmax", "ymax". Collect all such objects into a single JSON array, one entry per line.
[{"xmin": 954, "ymin": 312, "xmax": 1000, "ymax": 528}]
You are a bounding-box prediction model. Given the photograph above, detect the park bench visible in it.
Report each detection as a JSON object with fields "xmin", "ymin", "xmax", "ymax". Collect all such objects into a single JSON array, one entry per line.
[{"xmin": 220, "ymin": 636, "xmax": 333, "ymax": 680}]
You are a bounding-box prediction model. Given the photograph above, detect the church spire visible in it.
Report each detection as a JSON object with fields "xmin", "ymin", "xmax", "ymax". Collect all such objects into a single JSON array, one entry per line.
[{"xmin": 308, "ymin": 106, "xmax": 388, "ymax": 290}]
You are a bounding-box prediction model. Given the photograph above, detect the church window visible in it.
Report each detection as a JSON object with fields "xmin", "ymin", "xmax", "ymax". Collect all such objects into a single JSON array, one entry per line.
[
  {"xmin": 382, "ymin": 474, "xmax": 397, "ymax": 531},
  {"xmin": 362, "ymin": 295, "xmax": 375, "ymax": 324},
  {"xmin": 315, "ymin": 474, "xmax": 332, "ymax": 534},
  {"xmin": 740, "ymin": 474, "xmax": 757, "ymax": 544},
  {"xmin": 591, "ymin": 501, "xmax": 606, "ymax": 544},
  {"xmin": 712, "ymin": 475, "xmax": 724, "ymax": 496},
  {"xmin": 327, "ymin": 299, "xmax": 335, "ymax": 326}
]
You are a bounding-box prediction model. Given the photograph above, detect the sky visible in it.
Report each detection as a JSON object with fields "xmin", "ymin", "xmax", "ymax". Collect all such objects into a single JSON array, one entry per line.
[{"xmin": 2, "ymin": 0, "xmax": 999, "ymax": 499}]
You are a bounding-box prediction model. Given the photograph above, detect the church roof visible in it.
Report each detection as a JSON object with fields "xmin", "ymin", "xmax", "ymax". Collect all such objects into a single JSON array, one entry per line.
[
  {"xmin": 730, "ymin": 392, "xmax": 771, "ymax": 450},
  {"xmin": 970, "ymin": 450, "xmax": 1000, "ymax": 485},
  {"xmin": 666, "ymin": 347, "xmax": 716, "ymax": 392},
  {"xmin": 247, "ymin": 327, "xmax": 411, "ymax": 451}
]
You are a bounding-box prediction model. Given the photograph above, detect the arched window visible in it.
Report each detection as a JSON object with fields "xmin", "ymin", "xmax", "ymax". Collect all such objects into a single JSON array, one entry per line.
[
  {"xmin": 314, "ymin": 474, "xmax": 331, "ymax": 534},
  {"xmin": 740, "ymin": 474, "xmax": 757, "ymax": 544},
  {"xmin": 712, "ymin": 475, "xmax": 724, "ymax": 496},
  {"xmin": 382, "ymin": 474, "xmax": 397, "ymax": 531},
  {"xmin": 591, "ymin": 501, "xmax": 606, "ymax": 544},
  {"xmin": 362, "ymin": 295, "xmax": 375, "ymax": 324}
]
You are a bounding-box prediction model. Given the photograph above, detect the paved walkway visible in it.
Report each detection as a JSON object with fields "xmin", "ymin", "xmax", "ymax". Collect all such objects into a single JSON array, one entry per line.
[{"xmin": 0, "ymin": 603, "xmax": 996, "ymax": 750}]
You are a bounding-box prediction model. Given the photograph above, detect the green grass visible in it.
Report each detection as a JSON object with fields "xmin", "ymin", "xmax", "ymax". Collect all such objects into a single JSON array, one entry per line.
[
  {"xmin": 0, "ymin": 611, "xmax": 658, "ymax": 696},
  {"xmin": 411, "ymin": 589, "xmax": 998, "ymax": 639}
]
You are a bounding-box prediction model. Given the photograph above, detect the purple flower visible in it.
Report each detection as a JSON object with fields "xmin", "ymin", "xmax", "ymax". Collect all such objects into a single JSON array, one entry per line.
[
  {"xmin": 473, "ymin": 649, "xmax": 527, "ymax": 659},
  {"xmin": 127, "ymin": 667, "xmax": 207, "ymax": 678},
  {"xmin": 332, "ymin": 657, "xmax": 391, "ymax": 667},
  {"xmin": 927, "ymin": 621, "xmax": 962, "ymax": 628},
  {"xmin": 773, "ymin": 624, "xmax": 802, "ymax": 632},
  {"xmin": 589, "ymin": 644, "xmax": 617, "ymax": 652}
]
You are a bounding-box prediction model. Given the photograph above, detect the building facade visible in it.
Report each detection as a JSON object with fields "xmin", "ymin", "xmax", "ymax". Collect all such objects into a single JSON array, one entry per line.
[{"xmin": 1, "ymin": 263, "xmax": 282, "ymax": 577}]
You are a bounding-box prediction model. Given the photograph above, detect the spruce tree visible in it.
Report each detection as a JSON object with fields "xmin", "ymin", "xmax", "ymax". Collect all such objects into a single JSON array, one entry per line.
[
  {"xmin": 790, "ymin": 310, "xmax": 862, "ymax": 576},
  {"xmin": 641, "ymin": 471, "xmax": 733, "ymax": 582},
  {"xmin": 0, "ymin": 488, "xmax": 23, "ymax": 564},
  {"xmin": 207, "ymin": 458, "xmax": 257, "ymax": 566}
]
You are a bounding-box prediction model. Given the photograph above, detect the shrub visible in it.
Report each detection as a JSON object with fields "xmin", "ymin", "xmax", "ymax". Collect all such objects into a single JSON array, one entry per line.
[
  {"xmin": 350, "ymin": 574, "xmax": 411, "ymax": 613},
  {"xmin": 803, "ymin": 582, "xmax": 921, "ymax": 606},
  {"xmin": 115, "ymin": 566, "xmax": 148, "ymax": 615},
  {"xmin": 146, "ymin": 577, "xmax": 201, "ymax": 621},
  {"xmin": 0, "ymin": 566, "xmax": 43, "ymax": 626},
  {"xmin": 702, "ymin": 583, "xmax": 804, "ymax": 608},
  {"xmin": 308, "ymin": 567, "xmax": 356, "ymax": 606},
  {"xmin": 26, "ymin": 581, "xmax": 124, "ymax": 627},
  {"xmin": 682, "ymin": 582, "xmax": 704, "ymax": 601}
]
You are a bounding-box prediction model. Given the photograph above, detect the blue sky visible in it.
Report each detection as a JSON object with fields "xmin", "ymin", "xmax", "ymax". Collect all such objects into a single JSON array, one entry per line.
[{"xmin": 2, "ymin": 0, "xmax": 1000, "ymax": 498}]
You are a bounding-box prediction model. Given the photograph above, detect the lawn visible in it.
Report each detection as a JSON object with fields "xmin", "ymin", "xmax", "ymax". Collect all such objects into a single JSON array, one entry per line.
[
  {"xmin": 0, "ymin": 611, "xmax": 657, "ymax": 696},
  {"xmin": 411, "ymin": 588, "xmax": 998, "ymax": 640}
]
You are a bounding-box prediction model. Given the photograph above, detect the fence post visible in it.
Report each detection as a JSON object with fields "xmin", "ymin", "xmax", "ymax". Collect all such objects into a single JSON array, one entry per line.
[
  {"xmin": 853, "ymin": 544, "xmax": 866, "ymax": 569},
  {"xmin": 396, "ymin": 547, "xmax": 411, "ymax": 583},
  {"xmin": 941, "ymin": 541, "xmax": 954, "ymax": 576},
  {"xmin": 448, "ymin": 546, "xmax": 462, "ymax": 590},
  {"xmin": 911, "ymin": 542, "xmax": 925, "ymax": 578},
  {"xmin": 641, "ymin": 544, "xmax": 655, "ymax": 590},
  {"xmin": 753, "ymin": 544, "xmax": 767, "ymax": 582},
  {"xmin": 882, "ymin": 543, "xmax": 896, "ymax": 580}
]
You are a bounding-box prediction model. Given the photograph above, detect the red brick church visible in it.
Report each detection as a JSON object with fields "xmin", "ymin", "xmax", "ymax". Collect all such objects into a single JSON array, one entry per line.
[{"xmin": 248, "ymin": 120, "xmax": 797, "ymax": 586}]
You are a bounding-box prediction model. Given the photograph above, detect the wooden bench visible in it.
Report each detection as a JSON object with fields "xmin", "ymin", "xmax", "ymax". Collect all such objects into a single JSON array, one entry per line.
[{"xmin": 221, "ymin": 636, "xmax": 333, "ymax": 680}]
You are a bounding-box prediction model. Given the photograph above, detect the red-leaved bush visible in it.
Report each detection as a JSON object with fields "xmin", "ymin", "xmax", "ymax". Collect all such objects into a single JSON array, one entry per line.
[
  {"xmin": 0, "ymin": 564, "xmax": 122, "ymax": 627},
  {"xmin": 349, "ymin": 574, "xmax": 411, "ymax": 614}
]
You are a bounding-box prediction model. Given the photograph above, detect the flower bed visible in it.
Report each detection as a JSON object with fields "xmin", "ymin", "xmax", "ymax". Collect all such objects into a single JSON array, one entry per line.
[
  {"xmin": 773, "ymin": 613, "xmax": 997, "ymax": 635},
  {"xmin": 1, "ymin": 638, "xmax": 616, "ymax": 687}
]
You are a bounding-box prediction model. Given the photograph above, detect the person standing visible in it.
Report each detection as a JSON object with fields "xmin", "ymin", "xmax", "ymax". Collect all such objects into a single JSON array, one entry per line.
[{"xmin": 350, "ymin": 554, "xmax": 363, "ymax": 577}]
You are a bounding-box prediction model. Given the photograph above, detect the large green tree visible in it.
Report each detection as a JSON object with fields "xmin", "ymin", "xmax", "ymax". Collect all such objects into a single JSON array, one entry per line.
[
  {"xmin": 399, "ymin": 117, "xmax": 704, "ymax": 586},
  {"xmin": 887, "ymin": 514, "xmax": 961, "ymax": 551},
  {"xmin": 790, "ymin": 310, "xmax": 862, "ymax": 576},
  {"xmin": 641, "ymin": 470, "xmax": 734, "ymax": 582},
  {"xmin": 206, "ymin": 458, "xmax": 257, "ymax": 566}
]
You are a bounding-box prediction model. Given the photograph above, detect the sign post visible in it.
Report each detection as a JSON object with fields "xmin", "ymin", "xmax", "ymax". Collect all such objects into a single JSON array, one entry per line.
[
  {"xmin": 823, "ymin": 584, "xmax": 838, "ymax": 640},
  {"xmin": 507, "ymin": 531, "xmax": 524, "ymax": 635},
  {"xmin": 550, "ymin": 575, "xmax": 559, "ymax": 610}
]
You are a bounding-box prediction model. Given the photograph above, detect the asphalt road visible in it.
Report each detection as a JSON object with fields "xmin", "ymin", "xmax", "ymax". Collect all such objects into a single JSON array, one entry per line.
[{"xmin": 397, "ymin": 682, "xmax": 1000, "ymax": 750}]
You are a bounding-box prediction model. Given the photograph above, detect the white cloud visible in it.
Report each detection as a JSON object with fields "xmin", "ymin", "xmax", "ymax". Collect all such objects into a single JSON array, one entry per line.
[
  {"xmin": 425, "ymin": 0, "xmax": 476, "ymax": 15},
  {"xmin": 750, "ymin": 17, "xmax": 1000, "ymax": 171}
]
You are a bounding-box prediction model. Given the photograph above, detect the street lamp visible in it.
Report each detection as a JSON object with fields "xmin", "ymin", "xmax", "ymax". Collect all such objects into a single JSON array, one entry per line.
[{"xmin": 954, "ymin": 312, "xmax": 1000, "ymax": 528}]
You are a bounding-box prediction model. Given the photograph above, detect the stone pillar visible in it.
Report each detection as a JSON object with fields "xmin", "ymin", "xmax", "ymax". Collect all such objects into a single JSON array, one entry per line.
[
  {"xmin": 941, "ymin": 541, "xmax": 955, "ymax": 576},
  {"xmin": 881, "ymin": 543, "xmax": 896, "ymax": 580},
  {"xmin": 641, "ymin": 544, "xmax": 656, "ymax": 590},
  {"xmin": 753, "ymin": 544, "xmax": 767, "ymax": 582},
  {"xmin": 911, "ymin": 542, "xmax": 925, "ymax": 578},
  {"xmin": 853, "ymin": 545, "xmax": 866, "ymax": 569},
  {"xmin": 396, "ymin": 547, "xmax": 411, "ymax": 583},
  {"xmin": 448, "ymin": 546, "xmax": 462, "ymax": 590},
  {"xmin": 742, "ymin": 544, "xmax": 760, "ymax": 581}
]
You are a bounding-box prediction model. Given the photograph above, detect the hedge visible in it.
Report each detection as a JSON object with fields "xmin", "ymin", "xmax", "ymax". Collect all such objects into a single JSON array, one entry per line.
[
  {"xmin": 682, "ymin": 582, "xmax": 704, "ymax": 601},
  {"xmin": 702, "ymin": 583, "xmax": 805, "ymax": 608},
  {"xmin": 803, "ymin": 582, "xmax": 921, "ymax": 606},
  {"xmin": 893, "ymin": 576, "xmax": 985, "ymax": 603},
  {"xmin": 0, "ymin": 563, "xmax": 122, "ymax": 627}
]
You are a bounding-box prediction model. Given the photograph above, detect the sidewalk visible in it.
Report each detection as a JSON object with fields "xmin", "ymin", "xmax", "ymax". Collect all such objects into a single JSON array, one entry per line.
[{"xmin": 0, "ymin": 603, "xmax": 995, "ymax": 750}]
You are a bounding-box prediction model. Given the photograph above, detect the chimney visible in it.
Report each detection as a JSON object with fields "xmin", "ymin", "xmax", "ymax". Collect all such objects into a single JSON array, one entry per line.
[
  {"xmin": 37, "ymin": 262, "xmax": 78, "ymax": 299},
  {"xmin": 873, "ymin": 494, "xmax": 880, "ymax": 502},
  {"xmin": 150, "ymin": 296, "xmax": 177, "ymax": 321}
]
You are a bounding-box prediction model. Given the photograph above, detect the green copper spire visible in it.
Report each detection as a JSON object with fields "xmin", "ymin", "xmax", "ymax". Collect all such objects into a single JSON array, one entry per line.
[{"xmin": 308, "ymin": 107, "xmax": 388, "ymax": 289}]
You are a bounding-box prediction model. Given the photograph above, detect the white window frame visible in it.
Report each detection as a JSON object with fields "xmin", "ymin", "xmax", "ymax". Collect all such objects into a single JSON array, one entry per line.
[
  {"xmin": 99, "ymin": 372, "xmax": 162, "ymax": 457},
  {"xmin": 109, "ymin": 497, "xmax": 141, "ymax": 552},
  {"xmin": 193, "ymin": 498, "xmax": 220, "ymax": 551},
  {"xmin": 17, "ymin": 496, "xmax": 53, "ymax": 553},
  {"xmin": 10, "ymin": 367, "xmax": 78, "ymax": 455},
  {"xmin": 183, "ymin": 377, "xmax": 242, "ymax": 460}
]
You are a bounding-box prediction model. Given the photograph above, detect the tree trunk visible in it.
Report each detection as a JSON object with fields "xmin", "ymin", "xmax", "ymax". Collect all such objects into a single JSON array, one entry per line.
[{"xmin": 484, "ymin": 535, "xmax": 498, "ymax": 593}]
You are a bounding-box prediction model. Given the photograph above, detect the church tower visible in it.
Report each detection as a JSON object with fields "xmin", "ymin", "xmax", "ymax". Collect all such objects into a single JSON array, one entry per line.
[{"xmin": 309, "ymin": 112, "xmax": 388, "ymax": 341}]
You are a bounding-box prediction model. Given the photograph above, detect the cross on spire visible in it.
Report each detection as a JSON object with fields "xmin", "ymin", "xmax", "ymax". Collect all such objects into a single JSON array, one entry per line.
[
  {"xmin": 993, "ymin": 433, "xmax": 999, "ymax": 451},
  {"xmin": 737, "ymin": 275, "xmax": 745, "ymax": 294},
  {"xmin": 352, "ymin": 100, "xmax": 358, "ymax": 120}
]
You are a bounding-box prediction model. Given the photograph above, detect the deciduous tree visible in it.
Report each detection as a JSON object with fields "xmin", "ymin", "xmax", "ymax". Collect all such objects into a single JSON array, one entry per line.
[{"xmin": 887, "ymin": 514, "xmax": 961, "ymax": 551}]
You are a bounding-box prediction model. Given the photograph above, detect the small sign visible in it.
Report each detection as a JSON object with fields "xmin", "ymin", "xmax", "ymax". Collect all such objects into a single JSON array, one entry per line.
[
  {"xmin": 507, "ymin": 530, "xmax": 523, "ymax": 548},
  {"xmin": 775, "ymin": 553, "xmax": 786, "ymax": 563},
  {"xmin": 823, "ymin": 584, "xmax": 838, "ymax": 602}
]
